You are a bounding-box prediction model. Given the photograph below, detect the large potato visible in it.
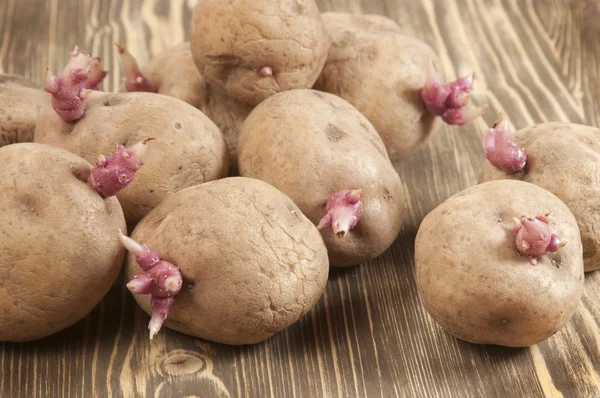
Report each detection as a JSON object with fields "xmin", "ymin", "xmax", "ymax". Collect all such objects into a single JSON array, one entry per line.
[
  {"xmin": 238, "ymin": 89, "xmax": 405, "ymax": 266},
  {"xmin": 0, "ymin": 74, "xmax": 50, "ymax": 147},
  {"xmin": 0, "ymin": 143, "xmax": 125, "ymax": 342},
  {"xmin": 415, "ymin": 180, "xmax": 584, "ymax": 347},
  {"xmin": 126, "ymin": 177, "xmax": 329, "ymax": 345},
  {"xmin": 479, "ymin": 122, "xmax": 600, "ymax": 272},
  {"xmin": 314, "ymin": 13, "xmax": 444, "ymax": 161},
  {"xmin": 190, "ymin": 0, "xmax": 330, "ymax": 107},
  {"xmin": 34, "ymin": 92, "xmax": 229, "ymax": 224}
]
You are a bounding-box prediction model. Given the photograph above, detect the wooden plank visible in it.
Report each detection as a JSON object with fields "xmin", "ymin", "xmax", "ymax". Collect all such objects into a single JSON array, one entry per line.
[{"xmin": 1, "ymin": 0, "xmax": 599, "ymax": 397}]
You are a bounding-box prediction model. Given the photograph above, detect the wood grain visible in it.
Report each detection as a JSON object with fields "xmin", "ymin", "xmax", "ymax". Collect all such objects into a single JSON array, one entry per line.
[{"xmin": 1, "ymin": 0, "xmax": 600, "ymax": 397}]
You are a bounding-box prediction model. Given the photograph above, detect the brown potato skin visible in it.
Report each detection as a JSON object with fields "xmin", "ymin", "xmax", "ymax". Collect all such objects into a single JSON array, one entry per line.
[
  {"xmin": 190, "ymin": 0, "xmax": 330, "ymax": 107},
  {"xmin": 126, "ymin": 177, "xmax": 329, "ymax": 345},
  {"xmin": 138, "ymin": 43, "xmax": 207, "ymax": 109},
  {"xmin": 34, "ymin": 92, "xmax": 229, "ymax": 225},
  {"xmin": 124, "ymin": 43, "xmax": 251, "ymax": 170},
  {"xmin": 479, "ymin": 122, "xmax": 600, "ymax": 272},
  {"xmin": 415, "ymin": 180, "xmax": 584, "ymax": 347},
  {"xmin": 0, "ymin": 74, "xmax": 50, "ymax": 147},
  {"xmin": 314, "ymin": 13, "xmax": 444, "ymax": 161},
  {"xmin": 0, "ymin": 143, "xmax": 126, "ymax": 342},
  {"xmin": 238, "ymin": 89, "xmax": 406, "ymax": 266}
]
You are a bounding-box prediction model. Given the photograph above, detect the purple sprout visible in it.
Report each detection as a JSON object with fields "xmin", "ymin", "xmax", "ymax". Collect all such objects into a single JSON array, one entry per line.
[
  {"xmin": 119, "ymin": 232, "xmax": 183, "ymax": 339},
  {"xmin": 513, "ymin": 215, "xmax": 566, "ymax": 265},
  {"xmin": 87, "ymin": 138, "xmax": 154, "ymax": 198},
  {"xmin": 484, "ymin": 114, "xmax": 527, "ymax": 174},
  {"xmin": 420, "ymin": 62, "xmax": 487, "ymax": 126},
  {"xmin": 44, "ymin": 46, "xmax": 108, "ymax": 121},
  {"xmin": 115, "ymin": 43, "xmax": 157, "ymax": 93},
  {"xmin": 317, "ymin": 189, "xmax": 363, "ymax": 238}
]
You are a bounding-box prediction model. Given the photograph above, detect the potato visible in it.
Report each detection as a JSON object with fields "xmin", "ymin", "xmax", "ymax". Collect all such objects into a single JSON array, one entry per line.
[
  {"xmin": 479, "ymin": 122, "xmax": 600, "ymax": 272},
  {"xmin": 190, "ymin": 0, "xmax": 330, "ymax": 107},
  {"xmin": 415, "ymin": 180, "xmax": 584, "ymax": 347},
  {"xmin": 0, "ymin": 74, "xmax": 49, "ymax": 147},
  {"xmin": 238, "ymin": 89, "xmax": 405, "ymax": 266},
  {"xmin": 0, "ymin": 143, "xmax": 126, "ymax": 342},
  {"xmin": 34, "ymin": 92, "xmax": 229, "ymax": 224},
  {"xmin": 315, "ymin": 13, "xmax": 484, "ymax": 161},
  {"xmin": 125, "ymin": 177, "xmax": 329, "ymax": 344},
  {"xmin": 118, "ymin": 43, "xmax": 251, "ymax": 170}
]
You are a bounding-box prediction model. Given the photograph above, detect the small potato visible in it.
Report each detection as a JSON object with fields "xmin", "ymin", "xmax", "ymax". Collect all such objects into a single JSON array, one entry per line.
[
  {"xmin": 34, "ymin": 92, "xmax": 229, "ymax": 224},
  {"xmin": 190, "ymin": 0, "xmax": 330, "ymax": 107},
  {"xmin": 117, "ymin": 43, "xmax": 251, "ymax": 170},
  {"xmin": 125, "ymin": 177, "xmax": 329, "ymax": 344},
  {"xmin": 479, "ymin": 122, "xmax": 600, "ymax": 272},
  {"xmin": 315, "ymin": 13, "xmax": 484, "ymax": 161},
  {"xmin": 0, "ymin": 143, "xmax": 125, "ymax": 342},
  {"xmin": 238, "ymin": 89, "xmax": 405, "ymax": 266},
  {"xmin": 0, "ymin": 74, "xmax": 50, "ymax": 147},
  {"xmin": 415, "ymin": 180, "xmax": 584, "ymax": 347}
]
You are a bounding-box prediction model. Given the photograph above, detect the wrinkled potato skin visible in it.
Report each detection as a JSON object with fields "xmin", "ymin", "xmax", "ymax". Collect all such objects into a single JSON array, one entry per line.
[
  {"xmin": 314, "ymin": 13, "xmax": 444, "ymax": 161},
  {"xmin": 0, "ymin": 143, "xmax": 125, "ymax": 342},
  {"xmin": 479, "ymin": 122, "xmax": 600, "ymax": 272},
  {"xmin": 190, "ymin": 0, "xmax": 330, "ymax": 107},
  {"xmin": 34, "ymin": 92, "xmax": 229, "ymax": 225},
  {"xmin": 124, "ymin": 43, "xmax": 251, "ymax": 169},
  {"xmin": 238, "ymin": 90, "xmax": 405, "ymax": 266},
  {"xmin": 0, "ymin": 75, "xmax": 50, "ymax": 147},
  {"xmin": 415, "ymin": 180, "xmax": 584, "ymax": 347},
  {"xmin": 126, "ymin": 177, "xmax": 329, "ymax": 345}
]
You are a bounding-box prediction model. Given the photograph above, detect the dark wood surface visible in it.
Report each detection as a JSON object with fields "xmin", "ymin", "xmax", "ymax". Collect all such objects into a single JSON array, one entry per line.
[{"xmin": 1, "ymin": 0, "xmax": 600, "ymax": 397}]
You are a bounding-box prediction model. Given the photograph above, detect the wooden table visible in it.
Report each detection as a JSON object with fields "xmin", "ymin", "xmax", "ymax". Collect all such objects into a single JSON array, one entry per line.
[{"xmin": 2, "ymin": 0, "xmax": 599, "ymax": 397}]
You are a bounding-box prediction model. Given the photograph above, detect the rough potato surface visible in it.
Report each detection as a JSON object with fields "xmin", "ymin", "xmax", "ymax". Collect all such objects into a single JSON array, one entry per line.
[
  {"xmin": 126, "ymin": 177, "xmax": 329, "ymax": 345},
  {"xmin": 314, "ymin": 13, "xmax": 444, "ymax": 161},
  {"xmin": 0, "ymin": 75, "xmax": 50, "ymax": 147},
  {"xmin": 479, "ymin": 122, "xmax": 600, "ymax": 272},
  {"xmin": 238, "ymin": 89, "xmax": 405, "ymax": 266},
  {"xmin": 0, "ymin": 143, "xmax": 125, "ymax": 342},
  {"xmin": 415, "ymin": 180, "xmax": 584, "ymax": 347},
  {"xmin": 190, "ymin": 0, "xmax": 330, "ymax": 106},
  {"xmin": 34, "ymin": 92, "xmax": 229, "ymax": 224}
]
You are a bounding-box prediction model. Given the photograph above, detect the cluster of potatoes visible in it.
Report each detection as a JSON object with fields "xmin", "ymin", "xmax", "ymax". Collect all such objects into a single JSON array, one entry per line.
[{"xmin": 0, "ymin": 0, "xmax": 597, "ymax": 349}]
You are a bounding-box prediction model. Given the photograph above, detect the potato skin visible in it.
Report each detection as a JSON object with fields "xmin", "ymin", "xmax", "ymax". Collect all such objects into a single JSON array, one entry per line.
[
  {"xmin": 238, "ymin": 89, "xmax": 405, "ymax": 266},
  {"xmin": 415, "ymin": 180, "xmax": 584, "ymax": 347},
  {"xmin": 0, "ymin": 143, "xmax": 125, "ymax": 342},
  {"xmin": 138, "ymin": 43, "xmax": 207, "ymax": 109},
  {"xmin": 34, "ymin": 92, "xmax": 229, "ymax": 224},
  {"xmin": 0, "ymin": 74, "xmax": 50, "ymax": 147},
  {"xmin": 314, "ymin": 13, "xmax": 444, "ymax": 161},
  {"xmin": 126, "ymin": 177, "xmax": 329, "ymax": 345},
  {"xmin": 125, "ymin": 43, "xmax": 251, "ymax": 170},
  {"xmin": 479, "ymin": 122, "xmax": 600, "ymax": 272},
  {"xmin": 190, "ymin": 0, "xmax": 330, "ymax": 107}
]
